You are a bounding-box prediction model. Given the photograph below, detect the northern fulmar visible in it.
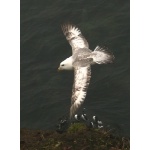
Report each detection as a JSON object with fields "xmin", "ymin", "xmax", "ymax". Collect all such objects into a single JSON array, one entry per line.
[{"xmin": 58, "ymin": 23, "xmax": 114, "ymax": 118}]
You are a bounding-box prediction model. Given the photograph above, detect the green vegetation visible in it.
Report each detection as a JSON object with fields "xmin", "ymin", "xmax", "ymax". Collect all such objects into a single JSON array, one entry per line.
[
  {"xmin": 67, "ymin": 123, "xmax": 87, "ymax": 133},
  {"xmin": 21, "ymin": 123, "xmax": 130, "ymax": 150}
]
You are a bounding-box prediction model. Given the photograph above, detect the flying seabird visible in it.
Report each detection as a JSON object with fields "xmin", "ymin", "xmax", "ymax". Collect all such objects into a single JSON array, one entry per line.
[{"xmin": 58, "ymin": 23, "xmax": 114, "ymax": 118}]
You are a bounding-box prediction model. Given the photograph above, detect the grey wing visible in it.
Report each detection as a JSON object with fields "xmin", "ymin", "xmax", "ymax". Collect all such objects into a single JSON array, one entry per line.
[
  {"xmin": 70, "ymin": 66, "xmax": 91, "ymax": 118},
  {"xmin": 61, "ymin": 23, "xmax": 89, "ymax": 54}
]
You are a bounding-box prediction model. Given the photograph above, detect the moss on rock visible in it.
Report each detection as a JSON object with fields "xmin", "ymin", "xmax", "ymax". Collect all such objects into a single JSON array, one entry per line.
[{"xmin": 20, "ymin": 123, "xmax": 130, "ymax": 150}]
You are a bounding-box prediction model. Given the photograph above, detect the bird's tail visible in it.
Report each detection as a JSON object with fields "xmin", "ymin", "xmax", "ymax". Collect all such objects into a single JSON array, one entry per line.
[{"xmin": 91, "ymin": 46, "xmax": 115, "ymax": 64}]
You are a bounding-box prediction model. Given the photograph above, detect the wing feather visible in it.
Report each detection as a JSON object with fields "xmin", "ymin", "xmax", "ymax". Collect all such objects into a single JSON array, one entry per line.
[
  {"xmin": 61, "ymin": 23, "xmax": 89, "ymax": 54},
  {"xmin": 70, "ymin": 66, "xmax": 91, "ymax": 118}
]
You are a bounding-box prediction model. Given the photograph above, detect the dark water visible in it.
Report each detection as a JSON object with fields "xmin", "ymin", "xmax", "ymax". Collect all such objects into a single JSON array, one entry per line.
[{"xmin": 21, "ymin": 0, "xmax": 130, "ymax": 136}]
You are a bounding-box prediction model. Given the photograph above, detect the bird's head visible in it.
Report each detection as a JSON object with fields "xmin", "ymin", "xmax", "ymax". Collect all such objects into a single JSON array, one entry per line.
[{"xmin": 58, "ymin": 56, "xmax": 73, "ymax": 71}]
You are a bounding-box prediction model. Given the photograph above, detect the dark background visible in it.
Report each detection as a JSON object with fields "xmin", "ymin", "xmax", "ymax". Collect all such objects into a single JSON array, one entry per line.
[{"xmin": 21, "ymin": 0, "xmax": 130, "ymax": 136}]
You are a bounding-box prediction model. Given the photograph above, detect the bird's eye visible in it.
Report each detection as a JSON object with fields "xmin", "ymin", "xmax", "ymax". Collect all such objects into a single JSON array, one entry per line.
[{"xmin": 61, "ymin": 64, "xmax": 64, "ymax": 66}]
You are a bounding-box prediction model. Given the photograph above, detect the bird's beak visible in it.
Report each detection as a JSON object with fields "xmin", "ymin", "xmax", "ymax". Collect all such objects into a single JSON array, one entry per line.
[{"xmin": 58, "ymin": 67, "xmax": 61, "ymax": 72}]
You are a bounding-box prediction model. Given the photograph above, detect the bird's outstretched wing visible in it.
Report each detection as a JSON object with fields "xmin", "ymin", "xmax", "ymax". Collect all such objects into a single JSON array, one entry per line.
[
  {"xmin": 70, "ymin": 66, "xmax": 91, "ymax": 118},
  {"xmin": 61, "ymin": 23, "xmax": 89, "ymax": 54}
]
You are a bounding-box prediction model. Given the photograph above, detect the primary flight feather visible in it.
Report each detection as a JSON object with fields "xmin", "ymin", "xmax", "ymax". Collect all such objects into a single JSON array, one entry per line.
[{"xmin": 58, "ymin": 23, "xmax": 114, "ymax": 118}]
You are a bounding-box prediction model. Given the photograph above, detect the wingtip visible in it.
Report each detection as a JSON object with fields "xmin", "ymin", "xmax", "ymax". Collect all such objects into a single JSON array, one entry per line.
[
  {"xmin": 61, "ymin": 22, "xmax": 80, "ymax": 35},
  {"xmin": 69, "ymin": 103, "xmax": 80, "ymax": 119},
  {"xmin": 61, "ymin": 21, "xmax": 73, "ymax": 30},
  {"xmin": 69, "ymin": 105, "xmax": 75, "ymax": 119},
  {"xmin": 61, "ymin": 22, "xmax": 70, "ymax": 36}
]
